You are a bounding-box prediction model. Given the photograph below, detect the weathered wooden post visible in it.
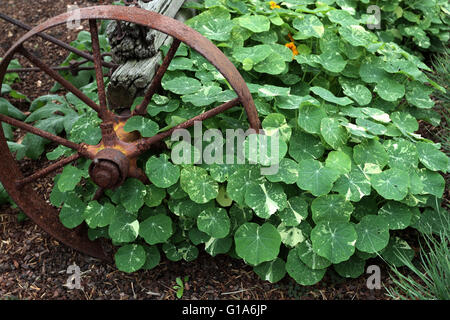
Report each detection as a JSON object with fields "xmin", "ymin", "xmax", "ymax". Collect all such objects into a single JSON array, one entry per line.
[{"xmin": 105, "ymin": 0, "xmax": 192, "ymax": 109}]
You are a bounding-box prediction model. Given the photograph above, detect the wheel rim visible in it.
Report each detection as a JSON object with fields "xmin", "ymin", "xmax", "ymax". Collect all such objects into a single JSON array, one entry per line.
[{"xmin": 0, "ymin": 6, "xmax": 261, "ymax": 261}]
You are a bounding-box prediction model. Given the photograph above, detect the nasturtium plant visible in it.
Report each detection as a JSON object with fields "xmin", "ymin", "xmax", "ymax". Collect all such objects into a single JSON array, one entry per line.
[{"xmin": 25, "ymin": 0, "xmax": 447, "ymax": 283}]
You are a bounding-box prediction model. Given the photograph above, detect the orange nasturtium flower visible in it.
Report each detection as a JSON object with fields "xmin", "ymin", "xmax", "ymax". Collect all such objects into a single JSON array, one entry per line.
[
  {"xmin": 285, "ymin": 42, "xmax": 299, "ymax": 59},
  {"xmin": 269, "ymin": 1, "xmax": 281, "ymax": 9},
  {"xmin": 285, "ymin": 33, "xmax": 299, "ymax": 59}
]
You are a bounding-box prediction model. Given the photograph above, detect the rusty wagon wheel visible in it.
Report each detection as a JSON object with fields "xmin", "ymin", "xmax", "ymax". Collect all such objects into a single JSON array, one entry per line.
[{"xmin": 0, "ymin": 6, "xmax": 261, "ymax": 261}]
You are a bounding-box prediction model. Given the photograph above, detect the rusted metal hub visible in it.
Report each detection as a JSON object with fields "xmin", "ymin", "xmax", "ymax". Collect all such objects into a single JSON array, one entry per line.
[{"xmin": 89, "ymin": 148, "xmax": 129, "ymax": 189}]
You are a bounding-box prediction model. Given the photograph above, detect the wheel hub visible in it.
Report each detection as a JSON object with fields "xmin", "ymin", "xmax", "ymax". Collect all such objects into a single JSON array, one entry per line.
[{"xmin": 89, "ymin": 148, "xmax": 129, "ymax": 189}]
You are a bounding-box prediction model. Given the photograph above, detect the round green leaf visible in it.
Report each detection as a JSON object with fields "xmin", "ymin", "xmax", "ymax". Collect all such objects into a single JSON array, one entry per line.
[
  {"xmin": 146, "ymin": 154, "xmax": 180, "ymax": 188},
  {"xmin": 334, "ymin": 255, "xmax": 366, "ymax": 278},
  {"xmin": 311, "ymin": 194, "xmax": 354, "ymax": 224},
  {"xmin": 237, "ymin": 15, "xmax": 270, "ymax": 33},
  {"xmin": 254, "ymin": 258, "xmax": 286, "ymax": 283},
  {"xmin": 355, "ymin": 118, "xmax": 387, "ymax": 136},
  {"xmin": 414, "ymin": 209, "xmax": 448, "ymax": 235},
  {"xmin": 278, "ymin": 196, "xmax": 309, "ymax": 227},
  {"xmin": 417, "ymin": 168, "xmax": 445, "ymax": 198},
  {"xmin": 406, "ymin": 81, "xmax": 434, "ymax": 109},
  {"xmin": 311, "ymin": 221, "xmax": 357, "ymax": 264},
  {"xmin": 333, "ymin": 166, "xmax": 372, "ymax": 202},
  {"xmin": 254, "ymin": 53, "xmax": 286, "ymax": 75},
  {"xmin": 355, "ymin": 215, "xmax": 390, "ymax": 253},
  {"xmin": 298, "ymin": 104, "xmax": 327, "ymax": 134},
  {"xmin": 108, "ymin": 211, "xmax": 139, "ymax": 243},
  {"xmin": 327, "ymin": 10, "xmax": 359, "ymax": 26},
  {"xmin": 180, "ymin": 166, "xmax": 218, "ymax": 204},
  {"xmin": 232, "ymin": 45, "xmax": 273, "ymax": 65},
  {"xmin": 197, "ymin": 207, "xmax": 230, "ymax": 239},
  {"xmin": 59, "ymin": 194, "xmax": 86, "ymax": 229},
  {"xmin": 234, "ymin": 222, "xmax": 281, "ymax": 266},
  {"xmin": 293, "ymin": 15, "xmax": 324, "ymax": 39},
  {"xmin": 139, "ymin": 214, "xmax": 173, "ymax": 245},
  {"xmin": 297, "ymin": 159, "xmax": 341, "ymax": 197},
  {"xmin": 265, "ymin": 158, "xmax": 299, "ymax": 184},
  {"xmin": 277, "ymin": 223, "xmax": 306, "ymax": 248},
  {"xmin": 83, "ymin": 201, "xmax": 115, "ymax": 229},
  {"xmin": 339, "ymin": 25, "xmax": 378, "ymax": 48},
  {"xmin": 244, "ymin": 133, "xmax": 288, "ymax": 166},
  {"xmin": 416, "ymin": 142, "xmax": 448, "ymax": 172},
  {"xmin": 310, "ymin": 86, "xmax": 353, "ymax": 106},
  {"xmin": 229, "ymin": 204, "xmax": 253, "ymax": 232},
  {"xmin": 320, "ymin": 117, "xmax": 348, "ymax": 150},
  {"xmin": 381, "ymin": 237, "xmax": 415, "ymax": 267},
  {"xmin": 227, "ymin": 166, "xmax": 262, "ymax": 206},
  {"xmin": 142, "ymin": 246, "xmax": 161, "ymax": 270},
  {"xmin": 353, "ymin": 139, "xmax": 389, "ymax": 170},
  {"xmin": 123, "ymin": 116, "xmax": 159, "ymax": 138},
  {"xmin": 216, "ymin": 185, "xmax": 233, "ymax": 207},
  {"xmin": 162, "ymin": 243, "xmax": 182, "ymax": 262},
  {"xmin": 162, "ymin": 76, "xmax": 201, "ymax": 95},
  {"xmin": 359, "ymin": 57, "xmax": 389, "ymax": 84},
  {"xmin": 144, "ymin": 184, "xmax": 166, "ymax": 207},
  {"xmin": 383, "ymin": 139, "xmax": 419, "ymax": 169},
  {"xmin": 244, "ymin": 181, "xmax": 287, "ymax": 219},
  {"xmin": 371, "ymin": 168, "xmax": 410, "ymax": 201},
  {"xmin": 317, "ymin": 51, "xmax": 347, "ymax": 73},
  {"xmin": 262, "ymin": 113, "xmax": 291, "ymax": 142},
  {"xmin": 391, "ymin": 111, "xmax": 418, "ymax": 133},
  {"xmin": 341, "ymin": 80, "xmax": 372, "ymax": 106},
  {"xmin": 286, "ymin": 249, "xmax": 326, "ymax": 286},
  {"xmin": 296, "ymin": 239, "xmax": 332, "ymax": 270},
  {"xmin": 119, "ymin": 178, "xmax": 147, "ymax": 213},
  {"xmin": 378, "ymin": 201, "xmax": 413, "ymax": 230},
  {"xmin": 205, "ymin": 237, "xmax": 233, "ymax": 257},
  {"xmin": 57, "ymin": 166, "xmax": 83, "ymax": 192},
  {"xmin": 178, "ymin": 242, "xmax": 199, "ymax": 262},
  {"xmin": 325, "ymin": 151, "xmax": 351, "ymax": 175},
  {"xmin": 182, "ymin": 85, "xmax": 222, "ymax": 107},
  {"xmin": 115, "ymin": 244, "xmax": 146, "ymax": 273},
  {"xmin": 289, "ymin": 130, "xmax": 325, "ymax": 162},
  {"xmin": 187, "ymin": 8, "xmax": 233, "ymax": 41},
  {"xmin": 374, "ymin": 78, "xmax": 405, "ymax": 102}
]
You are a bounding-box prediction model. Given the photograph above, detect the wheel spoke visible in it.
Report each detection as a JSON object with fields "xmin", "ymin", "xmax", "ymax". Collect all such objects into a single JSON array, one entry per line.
[
  {"xmin": 131, "ymin": 98, "xmax": 240, "ymax": 157},
  {"xmin": 93, "ymin": 187, "xmax": 105, "ymax": 201},
  {"xmin": 89, "ymin": 19, "xmax": 110, "ymax": 121},
  {"xmin": 15, "ymin": 153, "xmax": 81, "ymax": 188},
  {"xmin": 0, "ymin": 113, "xmax": 84, "ymax": 153},
  {"xmin": 18, "ymin": 46, "xmax": 102, "ymax": 115},
  {"xmin": 133, "ymin": 39, "xmax": 181, "ymax": 116},
  {"xmin": 0, "ymin": 12, "xmax": 116, "ymax": 69}
]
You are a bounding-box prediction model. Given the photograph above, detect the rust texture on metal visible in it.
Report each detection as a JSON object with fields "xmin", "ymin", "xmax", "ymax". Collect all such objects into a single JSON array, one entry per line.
[
  {"xmin": 89, "ymin": 148, "xmax": 130, "ymax": 189},
  {"xmin": 0, "ymin": 113, "xmax": 84, "ymax": 153},
  {"xmin": 16, "ymin": 153, "xmax": 82, "ymax": 188},
  {"xmin": 18, "ymin": 46, "xmax": 103, "ymax": 115},
  {"xmin": 0, "ymin": 12, "xmax": 116, "ymax": 69},
  {"xmin": 89, "ymin": 19, "xmax": 112, "ymax": 121},
  {"xmin": 0, "ymin": 5, "xmax": 261, "ymax": 261}
]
